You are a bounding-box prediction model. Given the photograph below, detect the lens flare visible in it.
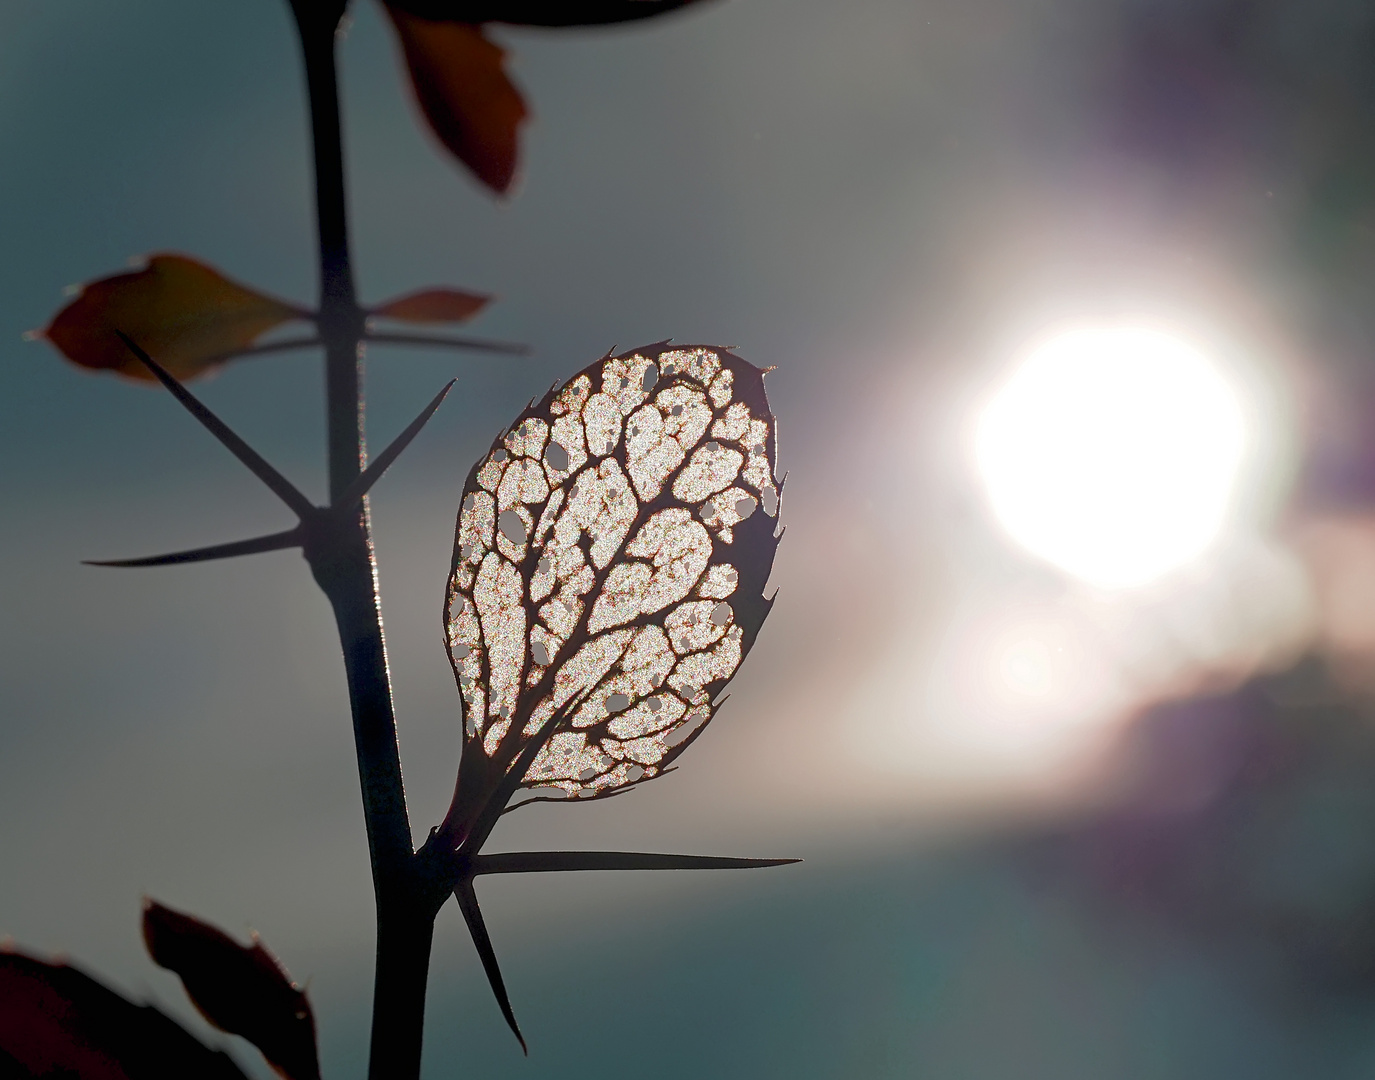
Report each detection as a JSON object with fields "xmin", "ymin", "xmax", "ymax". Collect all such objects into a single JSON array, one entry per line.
[{"xmin": 976, "ymin": 327, "xmax": 1246, "ymax": 588}]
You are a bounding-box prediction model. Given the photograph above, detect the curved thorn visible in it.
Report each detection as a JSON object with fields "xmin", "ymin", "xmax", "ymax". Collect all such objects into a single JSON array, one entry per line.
[
  {"xmin": 83, "ymin": 527, "xmax": 303, "ymax": 568},
  {"xmin": 335, "ymin": 381, "xmax": 455, "ymax": 508},
  {"xmin": 473, "ymin": 851, "xmax": 801, "ymax": 875},
  {"xmin": 454, "ymin": 882, "xmax": 527, "ymax": 1054},
  {"xmin": 363, "ymin": 331, "xmax": 529, "ymax": 356},
  {"xmin": 114, "ymin": 332, "xmax": 316, "ymax": 519}
]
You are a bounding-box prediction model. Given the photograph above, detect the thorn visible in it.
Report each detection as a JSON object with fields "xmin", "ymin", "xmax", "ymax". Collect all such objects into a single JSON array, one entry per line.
[
  {"xmin": 362, "ymin": 330, "xmax": 528, "ymax": 355},
  {"xmin": 472, "ymin": 851, "xmax": 801, "ymax": 874},
  {"xmin": 113, "ymin": 332, "xmax": 315, "ymax": 520},
  {"xmin": 335, "ymin": 381, "xmax": 455, "ymax": 508},
  {"xmin": 454, "ymin": 883, "xmax": 527, "ymax": 1054},
  {"xmin": 83, "ymin": 527, "xmax": 303, "ymax": 568}
]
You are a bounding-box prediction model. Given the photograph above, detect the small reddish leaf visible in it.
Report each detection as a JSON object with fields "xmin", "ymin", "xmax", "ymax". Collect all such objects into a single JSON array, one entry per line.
[
  {"xmin": 384, "ymin": 9, "xmax": 528, "ymax": 194},
  {"xmin": 42, "ymin": 254, "xmax": 307, "ymax": 382},
  {"xmin": 0, "ymin": 947, "xmax": 251, "ymax": 1079},
  {"xmin": 385, "ymin": 0, "xmax": 714, "ymax": 27},
  {"xmin": 372, "ymin": 287, "xmax": 491, "ymax": 323},
  {"xmin": 142, "ymin": 900, "xmax": 320, "ymax": 1080}
]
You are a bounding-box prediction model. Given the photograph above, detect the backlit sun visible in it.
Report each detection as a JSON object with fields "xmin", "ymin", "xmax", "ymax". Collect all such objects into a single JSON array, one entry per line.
[{"xmin": 976, "ymin": 326, "xmax": 1246, "ymax": 588}]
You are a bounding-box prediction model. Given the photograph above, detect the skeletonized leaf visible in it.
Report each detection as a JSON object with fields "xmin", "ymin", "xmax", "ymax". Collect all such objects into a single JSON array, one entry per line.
[
  {"xmin": 371, "ymin": 287, "xmax": 491, "ymax": 323},
  {"xmin": 384, "ymin": 9, "xmax": 528, "ymax": 194},
  {"xmin": 142, "ymin": 900, "xmax": 320, "ymax": 1080},
  {"xmin": 441, "ymin": 344, "xmax": 781, "ymax": 842},
  {"xmin": 42, "ymin": 254, "xmax": 307, "ymax": 381},
  {"xmin": 0, "ymin": 948, "xmax": 252, "ymax": 1080},
  {"xmin": 385, "ymin": 0, "xmax": 714, "ymax": 27}
]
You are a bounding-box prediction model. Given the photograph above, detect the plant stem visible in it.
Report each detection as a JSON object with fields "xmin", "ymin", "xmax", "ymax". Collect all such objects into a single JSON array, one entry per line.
[{"xmin": 289, "ymin": 3, "xmax": 436, "ymax": 1077}]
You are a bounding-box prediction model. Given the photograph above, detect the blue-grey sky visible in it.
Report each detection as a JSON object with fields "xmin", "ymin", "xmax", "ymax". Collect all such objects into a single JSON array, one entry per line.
[{"xmin": 8, "ymin": 1, "xmax": 1375, "ymax": 1076}]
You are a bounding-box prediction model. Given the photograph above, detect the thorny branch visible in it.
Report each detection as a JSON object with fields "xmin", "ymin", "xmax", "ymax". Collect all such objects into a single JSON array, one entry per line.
[{"xmin": 82, "ymin": 2, "xmax": 795, "ymax": 1075}]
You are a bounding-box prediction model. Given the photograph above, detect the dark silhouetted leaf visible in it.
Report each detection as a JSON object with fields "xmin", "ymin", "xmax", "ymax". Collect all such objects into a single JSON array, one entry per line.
[
  {"xmin": 0, "ymin": 947, "xmax": 251, "ymax": 1080},
  {"xmin": 142, "ymin": 900, "xmax": 320, "ymax": 1080},
  {"xmin": 384, "ymin": 9, "xmax": 528, "ymax": 194},
  {"xmin": 439, "ymin": 344, "xmax": 782, "ymax": 846},
  {"xmin": 385, "ymin": 0, "xmax": 714, "ymax": 27},
  {"xmin": 41, "ymin": 254, "xmax": 308, "ymax": 382},
  {"xmin": 371, "ymin": 287, "xmax": 491, "ymax": 323}
]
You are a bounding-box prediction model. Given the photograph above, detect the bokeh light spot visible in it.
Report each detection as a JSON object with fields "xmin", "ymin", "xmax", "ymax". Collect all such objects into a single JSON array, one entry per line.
[{"xmin": 976, "ymin": 327, "xmax": 1246, "ymax": 588}]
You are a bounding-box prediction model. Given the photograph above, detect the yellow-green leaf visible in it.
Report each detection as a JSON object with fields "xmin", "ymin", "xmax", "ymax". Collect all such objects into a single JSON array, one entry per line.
[{"xmin": 42, "ymin": 253, "xmax": 307, "ymax": 381}]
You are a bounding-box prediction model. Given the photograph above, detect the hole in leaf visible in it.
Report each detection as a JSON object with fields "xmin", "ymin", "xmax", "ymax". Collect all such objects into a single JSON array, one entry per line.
[
  {"xmin": 498, "ymin": 510, "xmax": 525, "ymax": 544},
  {"xmin": 545, "ymin": 442, "xmax": 569, "ymax": 471}
]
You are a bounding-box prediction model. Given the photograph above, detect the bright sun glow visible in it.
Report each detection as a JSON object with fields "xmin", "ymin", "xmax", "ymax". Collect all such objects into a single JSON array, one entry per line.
[{"xmin": 976, "ymin": 326, "xmax": 1247, "ymax": 588}]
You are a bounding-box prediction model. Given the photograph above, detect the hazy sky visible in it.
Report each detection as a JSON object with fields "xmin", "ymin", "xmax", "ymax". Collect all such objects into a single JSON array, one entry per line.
[{"xmin": 7, "ymin": 1, "xmax": 1375, "ymax": 1076}]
